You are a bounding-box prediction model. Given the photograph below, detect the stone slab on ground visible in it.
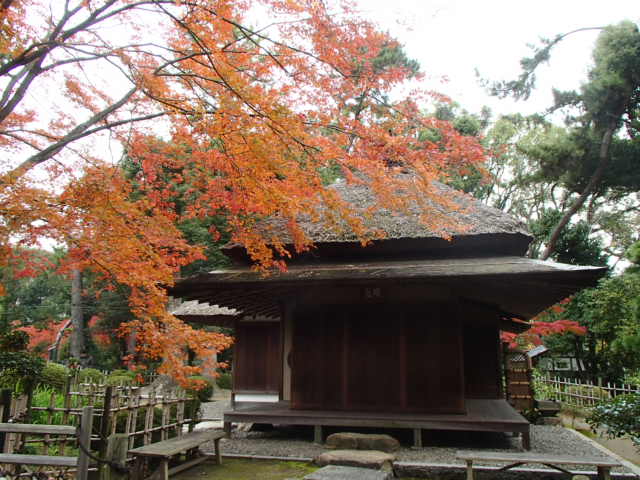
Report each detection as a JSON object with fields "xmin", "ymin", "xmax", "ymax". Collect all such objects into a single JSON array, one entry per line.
[
  {"xmin": 314, "ymin": 450, "xmax": 395, "ymax": 471},
  {"xmin": 304, "ymin": 465, "xmax": 392, "ymax": 480},
  {"xmin": 325, "ymin": 432, "xmax": 400, "ymax": 452}
]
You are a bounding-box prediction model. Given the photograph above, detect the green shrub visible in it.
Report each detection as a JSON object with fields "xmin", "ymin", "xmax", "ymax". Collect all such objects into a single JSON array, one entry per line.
[
  {"xmin": 38, "ymin": 362, "xmax": 70, "ymax": 391},
  {"xmin": 532, "ymin": 368, "xmax": 554, "ymax": 401},
  {"xmin": 588, "ymin": 394, "xmax": 640, "ymax": 448},
  {"xmin": 624, "ymin": 371, "xmax": 640, "ymax": 386},
  {"xmin": 216, "ymin": 372, "xmax": 232, "ymax": 390},
  {"xmin": 106, "ymin": 375, "xmax": 135, "ymax": 386},
  {"xmin": 77, "ymin": 368, "xmax": 104, "ymax": 384},
  {"xmin": 521, "ymin": 407, "xmax": 542, "ymax": 424},
  {"xmin": 0, "ymin": 351, "xmax": 45, "ymax": 392},
  {"xmin": 0, "ymin": 330, "xmax": 30, "ymax": 351},
  {"xmin": 31, "ymin": 386, "xmax": 65, "ymax": 424},
  {"xmin": 185, "ymin": 376, "xmax": 214, "ymax": 402}
]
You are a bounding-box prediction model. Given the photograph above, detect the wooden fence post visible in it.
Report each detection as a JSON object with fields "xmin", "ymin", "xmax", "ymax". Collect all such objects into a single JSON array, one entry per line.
[
  {"xmin": 77, "ymin": 406, "xmax": 93, "ymax": 480},
  {"xmin": 98, "ymin": 386, "xmax": 114, "ymax": 457},
  {"xmin": 23, "ymin": 384, "xmax": 34, "ymax": 423},
  {"xmin": 100, "ymin": 434, "xmax": 128, "ymax": 480},
  {"xmin": 0, "ymin": 389, "xmax": 11, "ymax": 451}
]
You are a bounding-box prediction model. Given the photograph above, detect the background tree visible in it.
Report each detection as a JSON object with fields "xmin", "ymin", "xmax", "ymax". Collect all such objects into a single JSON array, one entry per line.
[
  {"xmin": 473, "ymin": 22, "xmax": 640, "ymax": 382},
  {"xmin": 483, "ymin": 21, "xmax": 640, "ymax": 261},
  {"xmin": 0, "ymin": 249, "xmax": 70, "ymax": 334}
]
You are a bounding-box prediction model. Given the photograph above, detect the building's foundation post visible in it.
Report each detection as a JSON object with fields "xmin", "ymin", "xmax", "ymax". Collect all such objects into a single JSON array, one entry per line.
[{"xmin": 413, "ymin": 428, "xmax": 422, "ymax": 448}]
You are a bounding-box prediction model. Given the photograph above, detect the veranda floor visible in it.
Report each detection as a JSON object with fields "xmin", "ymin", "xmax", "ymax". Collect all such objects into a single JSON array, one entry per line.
[{"xmin": 223, "ymin": 398, "xmax": 530, "ymax": 449}]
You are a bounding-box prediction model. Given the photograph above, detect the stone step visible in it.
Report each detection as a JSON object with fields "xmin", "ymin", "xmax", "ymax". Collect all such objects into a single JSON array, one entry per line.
[
  {"xmin": 304, "ymin": 465, "xmax": 393, "ymax": 480},
  {"xmin": 325, "ymin": 432, "xmax": 400, "ymax": 452},
  {"xmin": 314, "ymin": 449, "xmax": 395, "ymax": 472}
]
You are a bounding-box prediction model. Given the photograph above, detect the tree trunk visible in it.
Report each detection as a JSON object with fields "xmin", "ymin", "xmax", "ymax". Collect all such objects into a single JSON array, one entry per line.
[
  {"xmin": 70, "ymin": 268, "xmax": 85, "ymax": 363},
  {"xmin": 126, "ymin": 327, "xmax": 137, "ymax": 368},
  {"xmin": 541, "ymin": 124, "xmax": 616, "ymax": 260}
]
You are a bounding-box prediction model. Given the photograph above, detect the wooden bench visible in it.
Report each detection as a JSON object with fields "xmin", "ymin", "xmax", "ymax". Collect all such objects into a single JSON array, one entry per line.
[
  {"xmin": 457, "ymin": 450, "xmax": 620, "ymax": 480},
  {"xmin": 0, "ymin": 406, "xmax": 92, "ymax": 480},
  {"xmin": 128, "ymin": 429, "xmax": 225, "ymax": 480}
]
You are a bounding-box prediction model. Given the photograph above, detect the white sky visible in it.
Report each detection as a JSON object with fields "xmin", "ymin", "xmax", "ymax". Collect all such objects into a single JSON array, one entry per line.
[{"xmin": 354, "ymin": 0, "xmax": 640, "ymax": 117}]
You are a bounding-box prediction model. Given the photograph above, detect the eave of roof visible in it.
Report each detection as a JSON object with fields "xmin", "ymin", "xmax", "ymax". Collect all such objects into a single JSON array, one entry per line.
[{"xmin": 171, "ymin": 256, "xmax": 607, "ymax": 320}]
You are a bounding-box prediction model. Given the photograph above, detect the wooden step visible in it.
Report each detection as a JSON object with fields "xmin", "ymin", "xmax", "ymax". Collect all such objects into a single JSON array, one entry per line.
[
  {"xmin": 0, "ymin": 453, "xmax": 78, "ymax": 467},
  {"xmin": 0, "ymin": 423, "xmax": 76, "ymax": 435}
]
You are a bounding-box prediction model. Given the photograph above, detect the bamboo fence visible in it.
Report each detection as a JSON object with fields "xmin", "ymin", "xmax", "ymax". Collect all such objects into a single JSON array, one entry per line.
[{"xmin": 539, "ymin": 375, "xmax": 640, "ymax": 407}]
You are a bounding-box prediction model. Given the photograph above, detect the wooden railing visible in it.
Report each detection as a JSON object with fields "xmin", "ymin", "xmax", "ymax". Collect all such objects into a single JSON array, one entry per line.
[
  {"xmin": 0, "ymin": 406, "xmax": 92, "ymax": 480},
  {"xmin": 1, "ymin": 381, "xmax": 198, "ymax": 478}
]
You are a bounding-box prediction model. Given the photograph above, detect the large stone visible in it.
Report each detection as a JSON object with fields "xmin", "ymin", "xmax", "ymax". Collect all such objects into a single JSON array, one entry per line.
[
  {"xmin": 313, "ymin": 450, "xmax": 395, "ymax": 472},
  {"xmin": 304, "ymin": 465, "xmax": 392, "ymax": 480},
  {"xmin": 325, "ymin": 432, "xmax": 400, "ymax": 452}
]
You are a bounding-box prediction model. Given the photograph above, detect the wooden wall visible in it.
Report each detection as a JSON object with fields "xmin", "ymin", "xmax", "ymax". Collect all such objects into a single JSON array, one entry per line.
[
  {"xmin": 463, "ymin": 324, "xmax": 502, "ymax": 398},
  {"xmin": 290, "ymin": 304, "xmax": 465, "ymax": 414},
  {"xmin": 233, "ymin": 322, "xmax": 281, "ymax": 393}
]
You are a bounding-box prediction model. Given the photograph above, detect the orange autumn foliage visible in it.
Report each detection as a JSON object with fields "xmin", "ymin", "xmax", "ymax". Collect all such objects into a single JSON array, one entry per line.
[
  {"xmin": 1, "ymin": 1, "xmax": 485, "ymax": 384},
  {"xmin": 18, "ymin": 320, "xmax": 69, "ymax": 357}
]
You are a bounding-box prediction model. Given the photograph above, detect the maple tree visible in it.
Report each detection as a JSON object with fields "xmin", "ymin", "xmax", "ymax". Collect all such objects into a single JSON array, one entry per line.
[
  {"xmin": 0, "ymin": 0, "xmax": 485, "ymax": 382},
  {"xmin": 18, "ymin": 319, "xmax": 70, "ymax": 358},
  {"xmin": 501, "ymin": 298, "xmax": 586, "ymax": 350}
]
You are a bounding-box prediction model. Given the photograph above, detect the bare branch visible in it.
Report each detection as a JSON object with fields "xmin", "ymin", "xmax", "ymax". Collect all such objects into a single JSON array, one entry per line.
[{"xmin": 4, "ymin": 86, "xmax": 143, "ymax": 181}]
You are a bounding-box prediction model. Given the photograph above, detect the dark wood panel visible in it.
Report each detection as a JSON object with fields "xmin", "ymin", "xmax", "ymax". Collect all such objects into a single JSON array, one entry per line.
[
  {"xmin": 234, "ymin": 322, "xmax": 281, "ymax": 392},
  {"xmin": 346, "ymin": 309, "xmax": 402, "ymax": 410},
  {"xmin": 405, "ymin": 307, "xmax": 465, "ymax": 413},
  {"xmin": 464, "ymin": 324, "xmax": 502, "ymax": 399},
  {"xmin": 437, "ymin": 309, "xmax": 465, "ymax": 411},
  {"xmin": 291, "ymin": 318, "xmax": 321, "ymax": 408},
  {"xmin": 291, "ymin": 304, "xmax": 465, "ymax": 413},
  {"xmin": 320, "ymin": 317, "xmax": 345, "ymax": 408}
]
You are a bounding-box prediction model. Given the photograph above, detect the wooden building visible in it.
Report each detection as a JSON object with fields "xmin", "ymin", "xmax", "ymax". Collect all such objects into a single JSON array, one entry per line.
[{"xmin": 171, "ymin": 179, "xmax": 606, "ymax": 449}]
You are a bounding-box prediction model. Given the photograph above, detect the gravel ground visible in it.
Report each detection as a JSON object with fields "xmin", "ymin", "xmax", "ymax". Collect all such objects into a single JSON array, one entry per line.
[
  {"xmin": 199, "ymin": 399, "xmax": 632, "ymax": 474},
  {"xmin": 200, "ymin": 394, "xmax": 230, "ymax": 420}
]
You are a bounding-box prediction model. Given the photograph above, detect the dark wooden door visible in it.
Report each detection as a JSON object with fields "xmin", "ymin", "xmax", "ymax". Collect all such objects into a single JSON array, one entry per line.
[
  {"xmin": 234, "ymin": 322, "xmax": 281, "ymax": 393},
  {"xmin": 291, "ymin": 304, "xmax": 465, "ymax": 413},
  {"xmin": 463, "ymin": 325, "xmax": 502, "ymax": 398}
]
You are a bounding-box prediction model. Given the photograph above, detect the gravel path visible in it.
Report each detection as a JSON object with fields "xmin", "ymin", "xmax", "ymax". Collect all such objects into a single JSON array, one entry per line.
[
  {"xmin": 199, "ymin": 399, "xmax": 633, "ymax": 474},
  {"xmin": 200, "ymin": 394, "xmax": 230, "ymax": 420}
]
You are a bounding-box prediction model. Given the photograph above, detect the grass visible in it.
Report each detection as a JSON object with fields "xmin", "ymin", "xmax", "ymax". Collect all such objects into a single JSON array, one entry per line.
[{"xmin": 172, "ymin": 458, "xmax": 318, "ymax": 480}]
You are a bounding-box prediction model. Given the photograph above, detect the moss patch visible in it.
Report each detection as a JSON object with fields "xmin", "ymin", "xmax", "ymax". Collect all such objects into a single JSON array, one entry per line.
[
  {"xmin": 577, "ymin": 428, "xmax": 597, "ymax": 438},
  {"xmin": 172, "ymin": 458, "xmax": 317, "ymax": 480}
]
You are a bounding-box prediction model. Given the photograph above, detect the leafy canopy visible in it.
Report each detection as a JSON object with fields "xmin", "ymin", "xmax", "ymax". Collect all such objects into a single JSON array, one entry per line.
[{"xmin": 0, "ymin": 1, "xmax": 485, "ymax": 382}]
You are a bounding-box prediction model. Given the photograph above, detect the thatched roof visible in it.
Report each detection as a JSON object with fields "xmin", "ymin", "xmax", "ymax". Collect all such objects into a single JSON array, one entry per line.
[
  {"xmin": 285, "ymin": 178, "xmax": 528, "ymax": 243},
  {"xmin": 223, "ymin": 177, "xmax": 531, "ymax": 261}
]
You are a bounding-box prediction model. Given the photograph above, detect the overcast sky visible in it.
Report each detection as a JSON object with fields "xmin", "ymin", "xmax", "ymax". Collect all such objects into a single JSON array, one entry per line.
[{"xmin": 354, "ymin": 0, "xmax": 640, "ymax": 118}]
